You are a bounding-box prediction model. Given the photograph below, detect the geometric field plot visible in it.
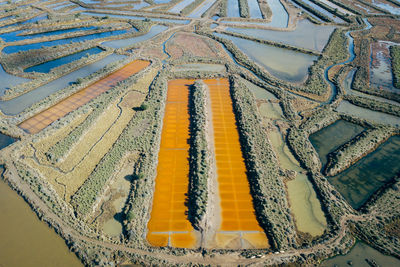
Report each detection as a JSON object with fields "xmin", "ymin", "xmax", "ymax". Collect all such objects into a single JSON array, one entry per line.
[
  {"xmin": 147, "ymin": 79, "xmax": 198, "ymax": 248},
  {"xmin": 205, "ymin": 78, "xmax": 269, "ymax": 249},
  {"xmin": 19, "ymin": 60, "xmax": 150, "ymax": 134}
]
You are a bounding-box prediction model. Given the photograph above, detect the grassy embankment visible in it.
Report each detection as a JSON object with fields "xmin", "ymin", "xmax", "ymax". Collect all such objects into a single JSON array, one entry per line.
[
  {"xmin": 390, "ymin": 45, "xmax": 400, "ymax": 89},
  {"xmin": 187, "ymin": 81, "xmax": 210, "ymax": 230}
]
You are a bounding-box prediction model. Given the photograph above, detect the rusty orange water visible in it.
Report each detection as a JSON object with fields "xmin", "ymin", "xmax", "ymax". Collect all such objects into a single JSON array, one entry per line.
[
  {"xmin": 19, "ymin": 60, "xmax": 150, "ymax": 134},
  {"xmin": 205, "ymin": 78, "xmax": 269, "ymax": 249},
  {"xmin": 146, "ymin": 79, "xmax": 198, "ymax": 248}
]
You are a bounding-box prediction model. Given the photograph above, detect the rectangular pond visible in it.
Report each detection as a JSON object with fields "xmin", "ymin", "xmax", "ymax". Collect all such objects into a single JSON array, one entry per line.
[
  {"xmin": 0, "ymin": 26, "xmax": 97, "ymax": 43},
  {"xmin": 265, "ymin": 0, "xmax": 289, "ymax": 28},
  {"xmin": 225, "ymin": 19, "xmax": 335, "ymax": 52},
  {"xmin": 329, "ymin": 135, "xmax": 400, "ymax": 209},
  {"xmin": 227, "ymin": 0, "xmax": 240, "ymax": 17},
  {"xmin": 206, "ymin": 78, "xmax": 269, "ymax": 249},
  {"xmin": 300, "ymin": 0, "xmax": 344, "ymax": 23},
  {"xmin": 309, "ymin": 119, "xmax": 366, "ymax": 167},
  {"xmin": 24, "ymin": 47, "xmax": 104, "ymax": 73},
  {"xmin": 146, "ymin": 79, "xmax": 198, "ymax": 248},
  {"xmin": 169, "ymin": 0, "xmax": 195, "ymax": 13},
  {"xmin": 0, "ymin": 14, "xmax": 47, "ymax": 30},
  {"xmin": 336, "ymin": 100, "xmax": 400, "ymax": 127},
  {"xmin": 102, "ymin": 25, "xmax": 168, "ymax": 48},
  {"xmin": 188, "ymin": 0, "xmax": 216, "ymax": 18},
  {"xmin": 0, "ymin": 54, "xmax": 126, "ymax": 115},
  {"xmin": 19, "ymin": 60, "xmax": 149, "ymax": 134},
  {"xmin": 248, "ymin": 0, "xmax": 263, "ymax": 19},
  {"xmin": 214, "ymin": 32, "xmax": 317, "ymax": 83},
  {"xmin": 370, "ymin": 41, "xmax": 397, "ymax": 92},
  {"xmin": 2, "ymin": 29, "xmax": 128, "ymax": 54}
]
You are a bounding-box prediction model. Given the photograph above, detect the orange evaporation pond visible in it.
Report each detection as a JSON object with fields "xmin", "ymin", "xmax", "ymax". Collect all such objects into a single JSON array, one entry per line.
[
  {"xmin": 19, "ymin": 60, "xmax": 150, "ymax": 134},
  {"xmin": 205, "ymin": 78, "xmax": 269, "ymax": 249},
  {"xmin": 146, "ymin": 79, "xmax": 198, "ymax": 249}
]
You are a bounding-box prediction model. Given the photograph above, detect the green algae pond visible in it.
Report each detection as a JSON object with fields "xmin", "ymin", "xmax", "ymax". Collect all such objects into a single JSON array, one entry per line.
[
  {"xmin": 269, "ymin": 129, "xmax": 327, "ymax": 236},
  {"xmin": 309, "ymin": 120, "xmax": 366, "ymax": 167},
  {"xmin": 0, "ymin": 166, "xmax": 82, "ymax": 267},
  {"xmin": 329, "ymin": 135, "xmax": 400, "ymax": 209}
]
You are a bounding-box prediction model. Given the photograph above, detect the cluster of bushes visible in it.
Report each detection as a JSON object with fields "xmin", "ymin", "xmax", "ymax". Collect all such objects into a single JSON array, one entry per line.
[
  {"xmin": 70, "ymin": 66, "xmax": 161, "ymax": 219},
  {"xmin": 153, "ymin": 0, "xmax": 181, "ymax": 11},
  {"xmin": 291, "ymin": 0, "xmax": 332, "ymax": 22},
  {"xmin": 218, "ymin": 0, "xmax": 228, "ymax": 17},
  {"xmin": 299, "ymin": 106, "xmax": 340, "ymax": 134},
  {"xmin": 201, "ymin": 0, "xmax": 221, "ymax": 18},
  {"xmin": 2, "ymin": 48, "xmax": 110, "ymax": 100},
  {"xmin": 344, "ymin": 94, "xmax": 400, "ymax": 117},
  {"xmin": 358, "ymin": 0, "xmax": 391, "ymax": 14},
  {"xmin": 170, "ymin": 55, "xmax": 226, "ymax": 66},
  {"xmin": 230, "ymin": 76, "xmax": 297, "ymax": 250},
  {"xmin": 219, "ymin": 30, "xmax": 321, "ymax": 56},
  {"xmin": 257, "ymin": 0, "xmax": 272, "ymax": 19},
  {"xmin": 120, "ymin": 71, "xmax": 170, "ymax": 245},
  {"xmin": 327, "ymin": 0, "xmax": 361, "ymax": 15},
  {"xmin": 324, "ymin": 126, "xmax": 395, "ymax": 176},
  {"xmin": 351, "ymin": 39, "xmax": 370, "ymax": 90},
  {"xmin": 181, "ymin": 0, "xmax": 205, "ymax": 15},
  {"xmin": 238, "ymin": 0, "xmax": 249, "ymax": 18},
  {"xmin": 305, "ymin": 29, "xmax": 348, "ymax": 96},
  {"xmin": 18, "ymin": 56, "xmax": 135, "ymax": 120},
  {"xmin": 307, "ymin": 0, "xmax": 353, "ymax": 23},
  {"xmin": 187, "ymin": 81, "xmax": 210, "ymax": 230},
  {"xmin": 224, "ymin": 62, "xmax": 299, "ymax": 121},
  {"xmin": 287, "ymin": 127, "xmax": 321, "ymax": 173},
  {"xmin": 199, "ymin": 30, "xmax": 300, "ymax": 93},
  {"xmin": 0, "ymin": 40, "xmax": 101, "ymax": 71},
  {"xmin": 45, "ymin": 83, "xmax": 121, "ymax": 163},
  {"xmin": 390, "ymin": 45, "xmax": 400, "ymax": 89}
]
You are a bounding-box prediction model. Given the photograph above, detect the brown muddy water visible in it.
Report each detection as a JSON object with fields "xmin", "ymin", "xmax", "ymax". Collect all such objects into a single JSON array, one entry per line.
[
  {"xmin": 269, "ymin": 129, "xmax": 327, "ymax": 236},
  {"xmin": 0, "ymin": 166, "xmax": 82, "ymax": 267}
]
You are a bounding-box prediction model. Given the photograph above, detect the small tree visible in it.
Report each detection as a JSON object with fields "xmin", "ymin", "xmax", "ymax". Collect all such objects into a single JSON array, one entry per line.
[
  {"xmin": 75, "ymin": 78, "xmax": 84, "ymax": 84},
  {"xmin": 126, "ymin": 210, "xmax": 135, "ymax": 221},
  {"xmin": 139, "ymin": 103, "xmax": 148, "ymax": 111}
]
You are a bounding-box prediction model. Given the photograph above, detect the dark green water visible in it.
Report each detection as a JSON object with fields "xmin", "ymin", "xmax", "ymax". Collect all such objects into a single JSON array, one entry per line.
[
  {"xmin": 322, "ymin": 241, "xmax": 400, "ymax": 267},
  {"xmin": 309, "ymin": 120, "xmax": 365, "ymax": 166},
  {"xmin": 329, "ymin": 135, "xmax": 400, "ymax": 209}
]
